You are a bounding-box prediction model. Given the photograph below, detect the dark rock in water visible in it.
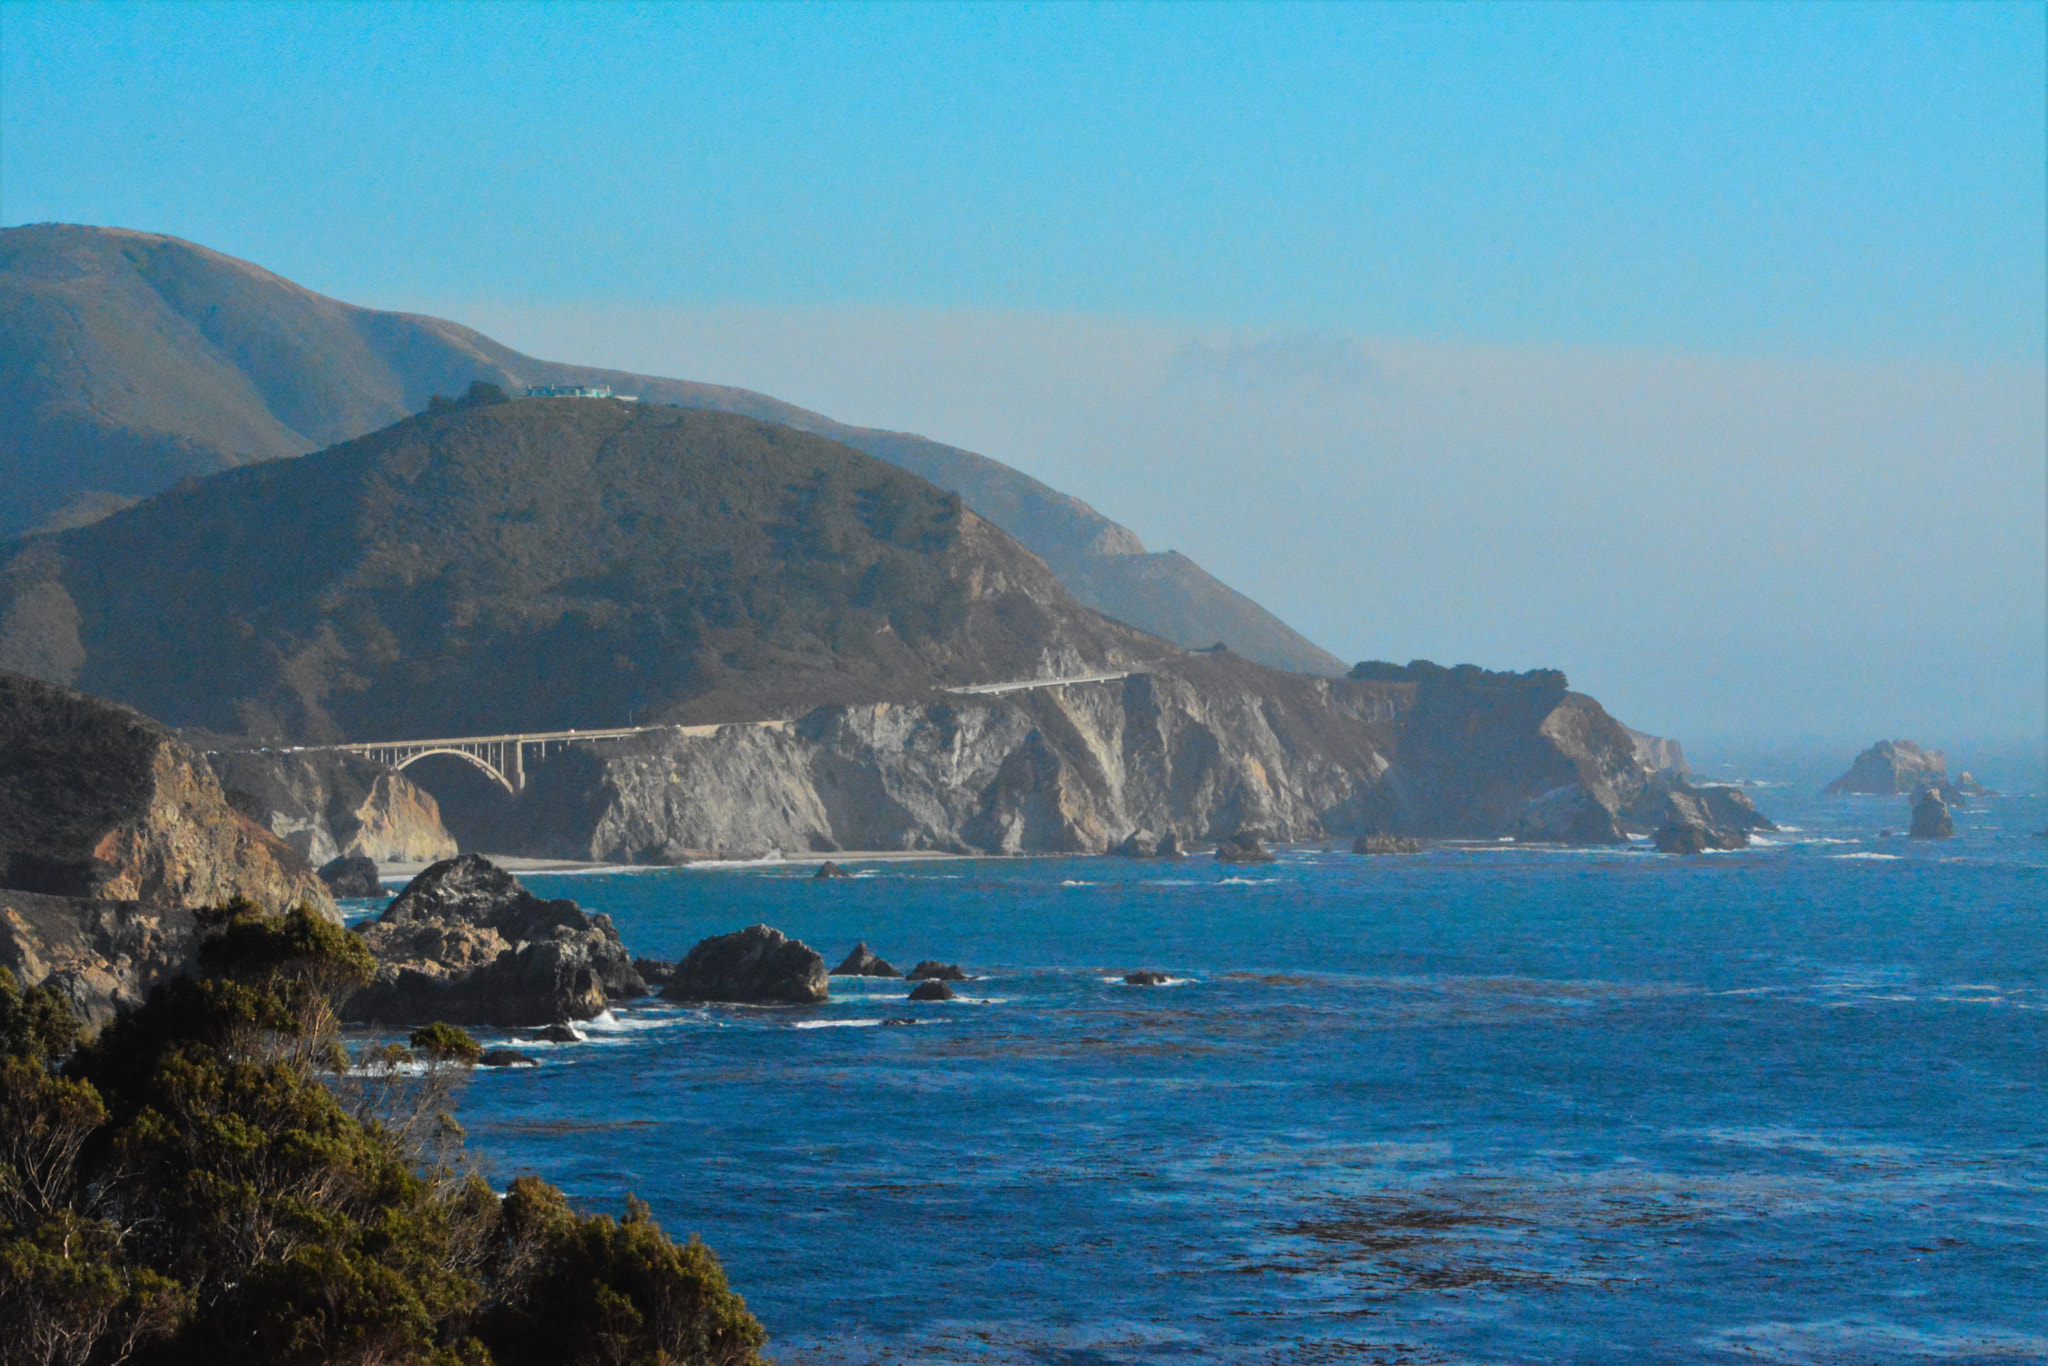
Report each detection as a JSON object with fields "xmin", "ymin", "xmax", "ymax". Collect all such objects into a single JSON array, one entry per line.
[
  {"xmin": 632, "ymin": 957, "xmax": 679, "ymax": 990},
  {"xmin": 906, "ymin": 960, "xmax": 967, "ymax": 981},
  {"xmin": 1654, "ymin": 819, "xmax": 1747, "ymax": 855},
  {"xmin": 1352, "ymin": 834, "xmax": 1424, "ymax": 855},
  {"xmin": 880, "ymin": 1016, "xmax": 919, "ymax": 1026},
  {"xmin": 1514, "ymin": 784, "xmax": 1628, "ymax": 846},
  {"xmin": 1952, "ymin": 771, "xmax": 1995, "ymax": 797},
  {"xmin": 347, "ymin": 854, "xmax": 645, "ymax": 1026},
  {"xmin": 1156, "ymin": 831, "xmax": 1183, "ymax": 858},
  {"xmin": 532, "ymin": 1023, "xmax": 582, "ymax": 1043},
  {"xmin": 1125, "ymin": 970, "xmax": 1171, "ymax": 985},
  {"xmin": 813, "ymin": 861, "xmax": 852, "ymax": 880},
  {"xmin": 1215, "ymin": 833, "xmax": 1277, "ymax": 863},
  {"xmin": 318, "ymin": 854, "xmax": 384, "ymax": 898},
  {"xmin": 831, "ymin": 942, "xmax": 901, "ymax": 977},
  {"xmin": 478, "ymin": 1048, "xmax": 537, "ymax": 1067},
  {"xmin": 1110, "ymin": 831, "xmax": 1159, "ymax": 858},
  {"xmin": 908, "ymin": 979, "xmax": 956, "ymax": 1001},
  {"xmin": 1697, "ymin": 785, "xmax": 1777, "ymax": 833},
  {"xmin": 666, "ymin": 923, "xmax": 829, "ymax": 1004},
  {"xmin": 1909, "ymin": 789, "xmax": 1955, "ymax": 840},
  {"xmin": 1825, "ymin": 740, "xmax": 1949, "ymax": 796}
]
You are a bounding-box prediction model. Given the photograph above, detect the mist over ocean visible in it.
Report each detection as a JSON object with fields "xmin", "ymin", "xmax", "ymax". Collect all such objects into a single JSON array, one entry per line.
[{"xmin": 356, "ymin": 754, "xmax": 2048, "ymax": 1364}]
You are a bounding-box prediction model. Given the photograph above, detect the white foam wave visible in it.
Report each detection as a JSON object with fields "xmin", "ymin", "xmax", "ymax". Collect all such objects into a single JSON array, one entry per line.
[
  {"xmin": 682, "ymin": 853, "xmax": 789, "ymax": 870},
  {"xmin": 791, "ymin": 1018, "xmax": 890, "ymax": 1029},
  {"xmin": 577, "ymin": 1010, "xmax": 680, "ymax": 1034},
  {"xmin": 1829, "ymin": 852, "xmax": 1902, "ymax": 861},
  {"xmin": 1060, "ymin": 879, "xmax": 1096, "ymax": 887},
  {"xmin": 1219, "ymin": 877, "xmax": 1281, "ymax": 885}
]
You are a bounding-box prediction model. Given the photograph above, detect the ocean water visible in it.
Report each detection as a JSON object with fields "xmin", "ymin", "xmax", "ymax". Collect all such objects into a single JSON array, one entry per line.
[{"xmin": 415, "ymin": 775, "xmax": 2048, "ymax": 1364}]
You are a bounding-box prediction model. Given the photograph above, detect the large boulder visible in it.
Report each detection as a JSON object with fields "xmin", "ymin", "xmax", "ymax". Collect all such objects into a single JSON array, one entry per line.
[
  {"xmin": 0, "ymin": 672, "xmax": 334, "ymax": 1022},
  {"xmin": 906, "ymin": 960, "xmax": 967, "ymax": 982},
  {"xmin": 1621, "ymin": 772, "xmax": 1775, "ymax": 844},
  {"xmin": 1908, "ymin": 789, "xmax": 1955, "ymax": 840},
  {"xmin": 1512, "ymin": 783, "xmax": 1628, "ymax": 846},
  {"xmin": 1215, "ymin": 833, "xmax": 1277, "ymax": 863},
  {"xmin": 665, "ymin": 924, "xmax": 829, "ymax": 1005},
  {"xmin": 347, "ymin": 855, "xmax": 645, "ymax": 1026}
]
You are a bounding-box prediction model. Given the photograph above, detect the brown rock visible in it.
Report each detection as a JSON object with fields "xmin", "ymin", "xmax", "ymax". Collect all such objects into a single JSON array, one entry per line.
[
  {"xmin": 908, "ymin": 979, "xmax": 956, "ymax": 1001},
  {"xmin": 1352, "ymin": 834, "xmax": 1424, "ymax": 855},
  {"xmin": 664, "ymin": 924, "xmax": 829, "ymax": 1005},
  {"xmin": 831, "ymin": 942, "xmax": 901, "ymax": 977},
  {"xmin": 906, "ymin": 960, "xmax": 967, "ymax": 981}
]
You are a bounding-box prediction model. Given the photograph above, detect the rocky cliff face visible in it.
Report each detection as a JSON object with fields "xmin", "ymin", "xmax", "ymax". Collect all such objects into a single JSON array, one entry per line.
[
  {"xmin": 206, "ymin": 747, "xmax": 457, "ymax": 865},
  {"xmin": 0, "ymin": 671, "xmax": 335, "ymax": 1021},
  {"xmin": 490, "ymin": 653, "xmax": 1661, "ymax": 859}
]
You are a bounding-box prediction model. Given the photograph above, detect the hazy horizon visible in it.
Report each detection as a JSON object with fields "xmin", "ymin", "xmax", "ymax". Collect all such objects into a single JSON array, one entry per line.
[{"xmin": 4, "ymin": 1, "xmax": 2042, "ymax": 754}]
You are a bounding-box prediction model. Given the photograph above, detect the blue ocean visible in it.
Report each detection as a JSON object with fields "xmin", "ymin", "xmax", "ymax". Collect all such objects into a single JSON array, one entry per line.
[{"xmin": 391, "ymin": 763, "xmax": 2048, "ymax": 1364}]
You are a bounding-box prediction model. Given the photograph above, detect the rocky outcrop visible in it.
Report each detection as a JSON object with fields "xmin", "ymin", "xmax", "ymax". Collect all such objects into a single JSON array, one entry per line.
[
  {"xmin": 1110, "ymin": 830, "xmax": 1183, "ymax": 858},
  {"xmin": 813, "ymin": 861, "xmax": 852, "ymax": 880},
  {"xmin": 1353, "ymin": 834, "xmax": 1425, "ymax": 854},
  {"xmin": 1215, "ymin": 834, "xmax": 1277, "ymax": 863},
  {"xmin": 1125, "ymin": 970, "xmax": 1170, "ymax": 986},
  {"xmin": 1621, "ymin": 773, "xmax": 1775, "ymax": 839},
  {"xmin": 907, "ymin": 961, "xmax": 967, "ymax": 982},
  {"xmin": 1512, "ymin": 784, "xmax": 1628, "ymax": 846},
  {"xmin": 664, "ymin": 925, "xmax": 829, "ymax": 1005},
  {"xmin": 0, "ymin": 672, "xmax": 334, "ymax": 910},
  {"xmin": 206, "ymin": 748, "xmax": 458, "ymax": 866},
  {"xmin": 319, "ymin": 854, "xmax": 384, "ymax": 898},
  {"xmin": 1908, "ymin": 789, "xmax": 1955, "ymax": 840},
  {"xmin": 0, "ymin": 891, "xmax": 200, "ymax": 1028},
  {"xmin": 831, "ymin": 943, "xmax": 900, "ymax": 977},
  {"xmin": 1825, "ymin": 741, "xmax": 1949, "ymax": 796},
  {"xmin": 908, "ymin": 980, "xmax": 955, "ymax": 1001},
  {"xmin": 0, "ymin": 672, "xmax": 335, "ymax": 1022},
  {"xmin": 1654, "ymin": 819, "xmax": 1747, "ymax": 855},
  {"xmin": 1624, "ymin": 727, "xmax": 1691, "ymax": 777},
  {"xmin": 347, "ymin": 855, "xmax": 644, "ymax": 1026}
]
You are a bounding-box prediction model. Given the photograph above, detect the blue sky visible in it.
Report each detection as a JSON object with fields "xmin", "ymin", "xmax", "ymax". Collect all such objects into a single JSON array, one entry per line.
[{"xmin": 4, "ymin": 1, "xmax": 2045, "ymax": 751}]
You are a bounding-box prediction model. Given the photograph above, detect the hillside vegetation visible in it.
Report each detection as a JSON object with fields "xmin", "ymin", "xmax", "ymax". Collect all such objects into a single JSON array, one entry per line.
[
  {"xmin": 0, "ymin": 223, "xmax": 1343, "ymax": 675},
  {"xmin": 0, "ymin": 399, "xmax": 1162, "ymax": 742}
]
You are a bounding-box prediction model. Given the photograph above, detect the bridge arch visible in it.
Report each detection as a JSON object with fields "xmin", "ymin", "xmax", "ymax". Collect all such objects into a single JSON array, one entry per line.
[{"xmin": 388, "ymin": 747, "xmax": 516, "ymax": 795}]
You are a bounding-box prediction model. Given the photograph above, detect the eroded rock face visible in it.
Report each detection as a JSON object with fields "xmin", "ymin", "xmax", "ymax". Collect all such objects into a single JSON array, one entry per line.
[
  {"xmin": 1353, "ymin": 834, "xmax": 1425, "ymax": 855},
  {"xmin": 207, "ymin": 748, "xmax": 458, "ymax": 866},
  {"xmin": 0, "ymin": 672, "xmax": 335, "ymax": 1021},
  {"xmin": 1908, "ymin": 790, "xmax": 1955, "ymax": 840},
  {"xmin": 1621, "ymin": 773, "xmax": 1776, "ymax": 845},
  {"xmin": 665, "ymin": 924, "xmax": 828, "ymax": 1005},
  {"xmin": 1215, "ymin": 834, "xmax": 1277, "ymax": 863},
  {"xmin": 347, "ymin": 855, "xmax": 644, "ymax": 1026}
]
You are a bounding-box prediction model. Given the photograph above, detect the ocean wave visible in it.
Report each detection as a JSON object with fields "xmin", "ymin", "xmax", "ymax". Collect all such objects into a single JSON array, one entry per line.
[
  {"xmin": 1829, "ymin": 852, "xmax": 1902, "ymax": 861},
  {"xmin": 1060, "ymin": 879, "xmax": 1096, "ymax": 887},
  {"xmin": 791, "ymin": 1018, "xmax": 892, "ymax": 1029},
  {"xmin": 1218, "ymin": 877, "xmax": 1281, "ymax": 885}
]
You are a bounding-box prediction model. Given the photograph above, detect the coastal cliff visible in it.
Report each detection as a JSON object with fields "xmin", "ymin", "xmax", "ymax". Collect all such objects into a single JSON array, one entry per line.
[
  {"xmin": 0, "ymin": 671, "xmax": 335, "ymax": 1021},
  {"xmin": 492, "ymin": 654, "xmax": 1659, "ymax": 859},
  {"xmin": 206, "ymin": 746, "xmax": 458, "ymax": 865}
]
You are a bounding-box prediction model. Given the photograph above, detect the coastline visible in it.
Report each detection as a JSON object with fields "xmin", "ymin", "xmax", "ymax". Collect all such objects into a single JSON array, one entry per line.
[{"xmin": 378, "ymin": 849, "xmax": 976, "ymax": 883}]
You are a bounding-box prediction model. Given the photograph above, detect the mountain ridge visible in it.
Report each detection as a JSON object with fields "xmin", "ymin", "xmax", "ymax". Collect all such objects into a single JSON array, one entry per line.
[{"xmin": 0, "ymin": 222, "xmax": 1346, "ymax": 676}]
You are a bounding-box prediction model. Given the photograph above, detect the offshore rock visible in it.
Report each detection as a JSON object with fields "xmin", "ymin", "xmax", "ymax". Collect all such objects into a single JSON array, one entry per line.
[
  {"xmin": 532, "ymin": 1023, "xmax": 583, "ymax": 1044},
  {"xmin": 1621, "ymin": 773, "xmax": 1776, "ymax": 840},
  {"xmin": 1353, "ymin": 834, "xmax": 1425, "ymax": 854},
  {"xmin": 348, "ymin": 854, "xmax": 644, "ymax": 1026},
  {"xmin": 478, "ymin": 1049, "xmax": 537, "ymax": 1067},
  {"xmin": 1110, "ymin": 831, "xmax": 1161, "ymax": 858},
  {"xmin": 666, "ymin": 924, "xmax": 829, "ymax": 1005},
  {"xmin": 1125, "ymin": 970, "xmax": 1171, "ymax": 985},
  {"xmin": 1908, "ymin": 790, "xmax": 1955, "ymax": 840},
  {"xmin": 908, "ymin": 979, "xmax": 956, "ymax": 1001},
  {"xmin": 1654, "ymin": 819, "xmax": 1747, "ymax": 855},
  {"xmin": 813, "ymin": 861, "xmax": 852, "ymax": 880},
  {"xmin": 1512, "ymin": 784, "xmax": 1628, "ymax": 846},
  {"xmin": 319, "ymin": 854, "xmax": 384, "ymax": 898},
  {"xmin": 1215, "ymin": 833, "xmax": 1277, "ymax": 864},
  {"xmin": 907, "ymin": 961, "xmax": 968, "ymax": 982},
  {"xmin": 206, "ymin": 747, "xmax": 458, "ymax": 866},
  {"xmin": 1825, "ymin": 741, "xmax": 1949, "ymax": 796},
  {"xmin": 0, "ymin": 672, "xmax": 334, "ymax": 1022},
  {"xmin": 831, "ymin": 942, "xmax": 901, "ymax": 977}
]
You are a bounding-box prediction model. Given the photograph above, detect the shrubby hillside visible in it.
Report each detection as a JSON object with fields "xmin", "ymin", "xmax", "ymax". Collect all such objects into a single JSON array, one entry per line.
[
  {"xmin": 0, "ymin": 223, "xmax": 1343, "ymax": 675},
  {"xmin": 0, "ymin": 397, "xmax": 1161, "ymax": 741}
]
